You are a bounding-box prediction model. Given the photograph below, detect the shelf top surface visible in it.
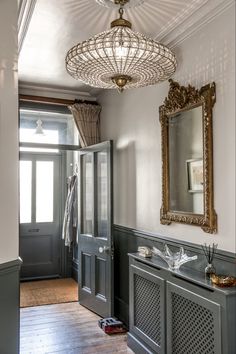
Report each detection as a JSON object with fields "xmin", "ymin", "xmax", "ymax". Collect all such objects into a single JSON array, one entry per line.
[{"xmin": 128, "ymin": 253, "xmax": 236, "ymax": 296}]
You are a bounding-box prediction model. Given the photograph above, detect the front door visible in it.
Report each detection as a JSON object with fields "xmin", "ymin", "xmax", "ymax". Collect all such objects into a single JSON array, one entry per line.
[
  {"xmin": 78, "ymin": 141, "xmax": 113, "ymax": 318},
  {"xmin": 19, "ymin": 152, "xmax": 61, "ymax": 279}
]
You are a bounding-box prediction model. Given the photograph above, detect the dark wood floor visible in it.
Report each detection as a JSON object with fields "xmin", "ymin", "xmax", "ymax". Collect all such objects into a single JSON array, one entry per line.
[{"xmin": 20, "ymin": 302, "xmax": 133, "ymax": 354}]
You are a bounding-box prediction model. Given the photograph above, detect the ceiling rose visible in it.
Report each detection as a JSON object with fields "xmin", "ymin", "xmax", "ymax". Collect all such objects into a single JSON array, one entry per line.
[
  {"xmin": 65, "ymin": 1, "xmax": 177, "ymax": 92},
  {"xmin": 95, "ymin": 0, "xmax": 145, "ymax": 9}
]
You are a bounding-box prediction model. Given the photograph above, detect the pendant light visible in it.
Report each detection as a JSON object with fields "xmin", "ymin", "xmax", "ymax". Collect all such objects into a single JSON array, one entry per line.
[
  {"xmin": 65, "ymin": 0, "xmax": 177, "ymax": 92},
  {"xmin": 35, "ymin": 119, "xmax": 45, "ymax": 135}
]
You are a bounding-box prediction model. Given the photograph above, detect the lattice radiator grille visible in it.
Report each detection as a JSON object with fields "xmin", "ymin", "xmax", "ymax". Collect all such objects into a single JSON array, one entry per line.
[
  {"xmin": 134, "ymin": 274, "xmax": 161, "ymax": 346},
  {"xmin": 171, "ymin": 292, "xmax": 215, "ymax": 354}
]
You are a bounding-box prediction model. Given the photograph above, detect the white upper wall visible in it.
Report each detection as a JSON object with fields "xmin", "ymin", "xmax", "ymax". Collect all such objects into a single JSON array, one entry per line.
[
  {"xmin": 99, "ymin": 6, "xmax": 235, "ymax": 253},
  {"xmin": 0, "ymin": 0, "xmax": 19, "ymax": 263}
]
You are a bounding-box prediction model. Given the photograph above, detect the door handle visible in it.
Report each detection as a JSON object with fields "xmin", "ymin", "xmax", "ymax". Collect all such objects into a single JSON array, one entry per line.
[
  {"xmin": 99, "ymin": 246, "xmax": 110, "ymax": 254},
  {"xmin": 28, "ymin": 228, "xmax": 40, "ymax": 232}
]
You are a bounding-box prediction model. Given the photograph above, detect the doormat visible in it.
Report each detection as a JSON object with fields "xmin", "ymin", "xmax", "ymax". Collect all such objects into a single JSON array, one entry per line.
[{"xmin": 20, "ymin": 278, "xmax": 78, "ymax": 308}]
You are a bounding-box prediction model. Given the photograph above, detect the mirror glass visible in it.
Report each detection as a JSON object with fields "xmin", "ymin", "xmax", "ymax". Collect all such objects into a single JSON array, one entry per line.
[{"xmin": 168, "ymin": 106, "xmax": 203, "ymax": 214}]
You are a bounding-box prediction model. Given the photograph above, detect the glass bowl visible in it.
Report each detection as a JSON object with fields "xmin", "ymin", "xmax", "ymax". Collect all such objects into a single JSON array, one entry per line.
[{"xmin": 152, "ymin": 244, "xmax": 198, "ymax": 271}]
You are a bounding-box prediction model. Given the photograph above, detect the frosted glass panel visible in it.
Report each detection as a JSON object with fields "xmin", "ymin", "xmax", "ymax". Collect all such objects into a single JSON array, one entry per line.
[
  {"xmin": 82, "ymin": 154, "xmax": 93, "ymax": 235},
  {"xmin": 36, "ymin": 161, "xmax": 54, "ymax": 222},
  {"xmin": 97, "ymin": 152, "xmax": 108, "ymax": 238},
  {"xmin": 20, "ymin": 161, "xmax": 32, "ymax": 223}
]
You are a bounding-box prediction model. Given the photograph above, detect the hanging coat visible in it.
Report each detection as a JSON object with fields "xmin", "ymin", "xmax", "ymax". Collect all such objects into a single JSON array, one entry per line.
[{"xmin": 62, "ymin": 174, "xmax": 77, "ymax": 247}]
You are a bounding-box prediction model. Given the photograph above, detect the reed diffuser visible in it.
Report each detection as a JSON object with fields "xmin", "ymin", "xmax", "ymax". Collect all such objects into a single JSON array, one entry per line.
[{"xmin": 201, "ymin": 243, "xmax": 218, "ymax": 277}]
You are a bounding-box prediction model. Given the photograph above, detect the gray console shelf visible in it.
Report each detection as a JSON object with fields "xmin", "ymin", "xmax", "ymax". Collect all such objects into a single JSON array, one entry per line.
[{"xmin": 128, "ymin": 253, "xmax": 236, "ymax": 354}]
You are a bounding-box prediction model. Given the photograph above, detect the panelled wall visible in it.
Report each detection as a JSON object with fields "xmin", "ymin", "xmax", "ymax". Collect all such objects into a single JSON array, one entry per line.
[{"xmin": 99, "ymin": 5, "xmax": 235, "ymax": 253}]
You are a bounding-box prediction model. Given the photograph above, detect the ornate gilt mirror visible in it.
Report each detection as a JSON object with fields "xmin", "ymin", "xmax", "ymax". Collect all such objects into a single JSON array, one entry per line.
[{"xmin": 159, "ymin": 79, "xmax": 217, "ymax": 233}]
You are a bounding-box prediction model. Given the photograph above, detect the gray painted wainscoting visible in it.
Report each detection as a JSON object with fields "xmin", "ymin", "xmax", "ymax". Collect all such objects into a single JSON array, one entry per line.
[
  {"xmin": 71, "ymin": 224, "xmax": 236, "ymax": 326},
  {"xmin": 0, "ymin": 258, "xmax": 22, "ymax": 354},
  {"xmin": 113, "ymin": 225, "xmax": 236, "ymax": 326}
]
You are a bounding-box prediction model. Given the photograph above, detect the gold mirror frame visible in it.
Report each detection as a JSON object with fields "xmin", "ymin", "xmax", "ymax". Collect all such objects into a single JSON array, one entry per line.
[{"xmin": 159, "ymin": 79, "xmax": 217, "ymax": 234}]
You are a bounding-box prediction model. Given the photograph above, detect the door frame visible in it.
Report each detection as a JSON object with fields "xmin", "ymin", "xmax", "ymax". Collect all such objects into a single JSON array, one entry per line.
[
  {"xmin": 19, "ymin": 141, "xmax": 114, "ymax": 297},
  {"xmin": 19, "ymin": 151, "xmax": 63, "ymax": 279}
]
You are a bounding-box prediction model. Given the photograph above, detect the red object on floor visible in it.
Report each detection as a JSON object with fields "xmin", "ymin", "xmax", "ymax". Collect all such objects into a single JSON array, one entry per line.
[{"xmin": 98, "ymin": 317, "xmax": 127, "ymax": 334}]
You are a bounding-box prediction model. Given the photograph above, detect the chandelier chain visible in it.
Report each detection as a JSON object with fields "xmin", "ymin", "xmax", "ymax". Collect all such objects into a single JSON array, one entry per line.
[
  {"xmin": 114, "ymin": 0, "xmax": 129, "ymax": 6},
  {"xmin": 119, "ymin": 7, "xmax": 124, "ymax": 19}
]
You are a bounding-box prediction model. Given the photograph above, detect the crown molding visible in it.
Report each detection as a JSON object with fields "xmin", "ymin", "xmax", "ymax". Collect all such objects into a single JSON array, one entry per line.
[
  {"xmin": 18, "ymin": 0, "xmax": 37, "ymax": 54},
  {"xmin": 19, "ymin": 83, "xmax": 96, "ymax": 101},
  {"xmin": 155, "ymin": 0, "xmax": 235, "ymax": 48}
]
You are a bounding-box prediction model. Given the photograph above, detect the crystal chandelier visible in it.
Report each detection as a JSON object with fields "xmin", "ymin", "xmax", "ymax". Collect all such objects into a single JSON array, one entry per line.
[{"xmin": 65, "ymin": 0, "xmax": 177, "ymax": 92}]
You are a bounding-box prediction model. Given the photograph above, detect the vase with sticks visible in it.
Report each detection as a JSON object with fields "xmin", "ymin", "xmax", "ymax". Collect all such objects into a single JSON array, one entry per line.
[{"xmin": 201, "ymin": 243, "xmax": 218, "ymax": 277}]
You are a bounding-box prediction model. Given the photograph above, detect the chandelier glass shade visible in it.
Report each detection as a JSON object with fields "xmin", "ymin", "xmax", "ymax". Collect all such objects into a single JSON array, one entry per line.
[{"xmin": 65, "ymin": 5, "xmax": 177, "ymax": 92}]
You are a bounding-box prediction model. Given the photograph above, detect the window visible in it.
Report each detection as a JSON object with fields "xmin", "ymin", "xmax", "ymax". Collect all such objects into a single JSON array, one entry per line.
[{"xmin": 19, "ymin": 104, "xmax": 79, "ymax": 151}]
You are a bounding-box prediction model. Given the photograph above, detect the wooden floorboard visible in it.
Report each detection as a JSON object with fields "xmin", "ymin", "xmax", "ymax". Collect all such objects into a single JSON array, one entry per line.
[{"xmin": 20, "ymin": 302, "xmax": 134, "ymax": 354}]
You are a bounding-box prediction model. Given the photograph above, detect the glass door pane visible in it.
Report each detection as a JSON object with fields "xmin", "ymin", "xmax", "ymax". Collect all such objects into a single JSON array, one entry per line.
[
  {"xmin": 82, "ymin": 154, "xmax": 93, "ymax": 235},
  {"xmin": 20, "ymin": 161, "xmax": 32, "ymax": 223},
  {"xmin": 97, "ymin": 151, "xmax": 108, "ymax": 238},
  {"xmin": 36, "ymin": 161, "xmax": 54, "ymax": 222}
]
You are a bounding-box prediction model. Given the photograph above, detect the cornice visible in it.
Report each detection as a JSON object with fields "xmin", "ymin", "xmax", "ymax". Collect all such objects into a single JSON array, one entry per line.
[
  {"xmin": 19, "ymin": 83, "xmax": 96, "ymax": 101},
  {"xmin": 156, "ymin": 0, "xmax": 235, "ymax": 48},
  {"xmin": 18, "ymin": 0, "xmax": 37, "ymax": 53}
]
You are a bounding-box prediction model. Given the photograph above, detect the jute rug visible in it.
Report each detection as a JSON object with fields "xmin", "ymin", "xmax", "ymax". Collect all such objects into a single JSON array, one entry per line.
[{"xmin": 20, "ymin": 278, "xmax": 78, "ymax": 308}]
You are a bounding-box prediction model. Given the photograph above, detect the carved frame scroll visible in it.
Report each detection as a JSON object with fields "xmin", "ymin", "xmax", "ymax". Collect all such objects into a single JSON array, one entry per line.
[{"xmin": 159, "ymin": 79, "xmax": 217, "ymax": 234}]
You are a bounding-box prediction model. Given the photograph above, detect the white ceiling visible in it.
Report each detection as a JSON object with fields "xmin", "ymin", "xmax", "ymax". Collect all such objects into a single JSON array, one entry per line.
[{"xmin": 18, "ymin": 0, "xmax": 227, "ymax": 95}]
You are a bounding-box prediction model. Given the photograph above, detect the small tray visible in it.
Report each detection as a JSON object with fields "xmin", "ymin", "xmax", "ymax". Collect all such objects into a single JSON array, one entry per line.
[{"xmin": 211, "ymin": 274, "xmax": 236, "ymax": 287}]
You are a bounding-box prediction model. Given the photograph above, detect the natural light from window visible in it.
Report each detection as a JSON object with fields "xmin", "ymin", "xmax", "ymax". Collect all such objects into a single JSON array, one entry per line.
[
  {"xmin": 36, "ymin": 161, "xmax": 54, "ymax": 223},
  {"xmin": 20, "ymin": 161, "xmax": 32, "ymax": 223},
  {"xmin": 20, "ymin": 128, "xmax": 59, "ymax": 152}
]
